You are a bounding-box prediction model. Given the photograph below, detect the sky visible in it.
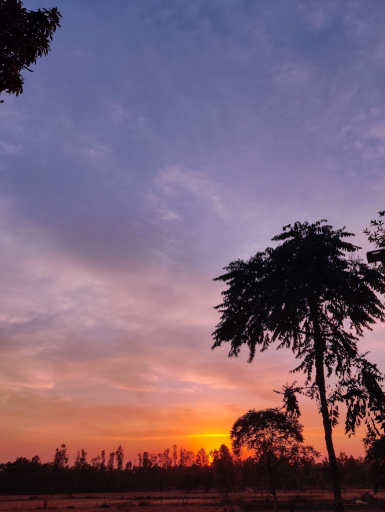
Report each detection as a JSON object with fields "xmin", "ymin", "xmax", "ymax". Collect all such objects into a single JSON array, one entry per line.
[{"xmin": 1, "ymin": 0, "xmax": 385, "ymax": 465}]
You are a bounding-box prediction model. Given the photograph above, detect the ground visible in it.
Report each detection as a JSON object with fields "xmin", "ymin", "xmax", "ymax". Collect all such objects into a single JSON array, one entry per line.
[{"xmin": 0, "ymin": 490, "xmax": 383, "ymax": 512}]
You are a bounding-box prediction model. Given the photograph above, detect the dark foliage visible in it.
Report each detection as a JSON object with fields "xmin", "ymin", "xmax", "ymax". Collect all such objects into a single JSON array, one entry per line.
[
  {"xmin": 211, "ymin": 444, "xmax": 238, "ymax": 492},
  {"xmin": 213, "ymin": 221, "xmax": 385, "ymax": 434},
  {"xmin": 364, "ymin": 433, "xmax": 385, "ymax": 492},
  {"xmin": 231, "ymin": 409, "xmax": 318, "ymax": 462},
  {"xmin": 212, "ymin": 220, "xmax": 385, "ymax": 511},
  {"xmin": 231, "ymin": 408, "xmax": 319, "ymax": 510},
  {"xmin": 364, "ymin": 211, "xmax": 385, "ymax": 249},
  {"xmin": 0, "ymin": 443, "xmax": 376, "ymax": 496},
  {"xmin": 0, "ymin": 0, "xmax": 61, "ymax": 101}
]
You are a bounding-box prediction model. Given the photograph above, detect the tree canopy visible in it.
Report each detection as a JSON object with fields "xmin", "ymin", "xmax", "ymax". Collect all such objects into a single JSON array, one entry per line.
[
  {"xmin": 231, "ymin": 408, "xmax": 315, "ymax": 460},
  {"xmin": 212, "ymin": 220, "xmax": 385, "ymax": 511},
  {"xmin": 0, "ymin": 0, "xmax": 61, "ymax": 102},
  {"xmin": 364, "ymin": 431, "xmax": 385, "ymax": 492},
  {"xmin": 231, "ymin": 408, "xmax": 318, "ymax": 510}
]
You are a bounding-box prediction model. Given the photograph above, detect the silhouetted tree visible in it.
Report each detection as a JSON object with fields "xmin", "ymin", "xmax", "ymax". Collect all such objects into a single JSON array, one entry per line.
[
  {"xmin": 196, "ymin": 448, "xmax": 209, "ymax": 467},
  {"xmin": 74, "ymin": 449, "xmax": 88, "ymax": 470},
  {"xmin": 107, "ymin": 452, "xmax": 114, "ymax": 472},
  {"xmin": 100, "ymin": 450, "xmax": 106, "ymax": 470},
  {"xmin": 364, "ymin": 210, "xmax": 385, "ymax": 248},
  {"xmin": 211, "ymin": 444, "xmax": 236, "ymax": 492},
  {"xmin": 231, "ymin": 408, "xmax": 318, "ymax": 511},
  {"xmin": 173, "ymin": 444, "xmax": 178, "ymax": 466},
  {"xmin": 142, "ymin": 452, "xmax": 152, "ymax": 469},
  {"xmin": 158, "ymin": 448, "xmax": 172, "ymax": 469},
  {"xmin": 53, "ymin": 444, "xmax": 68, "ymax": 469},
  {"xmin": 212, "ymin": 220, "xmax": 385, "ymax": 512},
  {"xmin": 0, "ymin": 443, "xmax": 378, "ymax": 495},
  {"xmin": 364, "ymin": 432, "xmax": 385, "ymax": 492},
  {"xmin": 116, "ymin": 445, "xmax": 124, "ymax": 471},
  {"xmin": 91, "ymin": 455, "xmax": 101, "ymax": 468},
  {"xmin": 0, "ymin": 0, "xmax": 61, "ymax": 102},
  {"xmin": 179, "ymin": 448, "xmax": 195, "ymax": 467},
  {"xmin": 179, "ymin": 447, "xmax": 186, "ymax": 467},
  {"xmin": 337, "ymin": 451, "xmax": 370, "ymax": 489}
]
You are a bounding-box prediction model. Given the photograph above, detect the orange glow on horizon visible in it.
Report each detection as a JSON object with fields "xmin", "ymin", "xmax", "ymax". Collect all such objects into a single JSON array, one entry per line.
[{"xmin": 0, "ymin": 408, "xmax": 369, "ymax": 465}]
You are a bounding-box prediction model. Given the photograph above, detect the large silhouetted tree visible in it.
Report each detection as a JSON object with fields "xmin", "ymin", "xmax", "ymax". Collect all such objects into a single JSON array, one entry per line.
[
  {"xmin": 212, "ymin": 220, "xmax": 385, "ymax": 512},
  {"xmin": 0, "ymin": 0, "xmax": 61, "ymax": 102},
  {"xmin": 231, "ymin": 408, "xmax": 318, "ymax": 511}
]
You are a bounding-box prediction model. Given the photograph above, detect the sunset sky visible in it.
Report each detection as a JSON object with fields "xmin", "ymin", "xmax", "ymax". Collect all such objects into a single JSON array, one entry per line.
[{"xmin": 1, "ymin": 0, "xmax": 385, "ymax": 465}]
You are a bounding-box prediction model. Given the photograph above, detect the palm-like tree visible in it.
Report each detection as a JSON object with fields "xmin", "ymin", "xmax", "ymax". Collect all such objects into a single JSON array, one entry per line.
[{"xmin": 213, "ymin": 220, "xmax": 385, "ymax": 512}]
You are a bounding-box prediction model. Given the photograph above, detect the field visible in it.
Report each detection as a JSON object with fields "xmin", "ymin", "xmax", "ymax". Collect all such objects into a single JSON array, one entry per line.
[{"xmin": 0, "ymin": 490, "xmax": 384, "ymax": 512}]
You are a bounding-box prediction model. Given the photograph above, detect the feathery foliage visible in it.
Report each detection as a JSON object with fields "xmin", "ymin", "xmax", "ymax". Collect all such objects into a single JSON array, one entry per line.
[
  {"xmin": 213, "ymin": 220, "xmax": 385, "ymax": 434},
  {"xmin": 364, "ymin": 210, "xmax": 385, "ymax": 249},
  {"xmin": 0, "ymin": 0, "xmax": 61, "ymax": 101},
  {"xmin": 212, "ymin": 220, "xmax": 385, "ymax": 511}
]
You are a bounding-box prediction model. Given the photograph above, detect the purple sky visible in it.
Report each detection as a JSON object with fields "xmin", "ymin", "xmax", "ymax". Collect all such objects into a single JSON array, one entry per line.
[{"xmin": 1, "ymin": 0, "xmax": 385, "ymax": 463}]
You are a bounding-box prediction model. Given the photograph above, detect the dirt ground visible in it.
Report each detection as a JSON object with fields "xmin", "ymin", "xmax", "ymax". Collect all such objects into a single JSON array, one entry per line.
[{"xmin": 0, "ymin": 490, "xmax": 383, "ymax": 512}]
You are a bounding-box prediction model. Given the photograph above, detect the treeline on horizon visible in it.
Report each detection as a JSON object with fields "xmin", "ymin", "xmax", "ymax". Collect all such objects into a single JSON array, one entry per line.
[{"xmin": 0, "ymin": 443, "xmax": 378, "ymax": 496}]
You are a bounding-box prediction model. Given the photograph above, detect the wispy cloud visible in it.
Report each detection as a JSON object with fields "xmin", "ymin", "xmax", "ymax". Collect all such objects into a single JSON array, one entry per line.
[
  {"xmin": 146, "ymin": 166, "xmax": 229, "ymax": 226},
  {"xmin": 0, "ymin": 141, "xmax": 23, "ymax": 156}
]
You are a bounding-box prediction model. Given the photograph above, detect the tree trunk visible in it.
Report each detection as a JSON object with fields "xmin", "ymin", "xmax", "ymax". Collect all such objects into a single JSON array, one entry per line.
[
  {"xmin": 310, "ymin": 301, "xmax": 344, "ymax": 512},
  {"xmin": 269, "ymin": 471, "xmax": 278, "ymax": 512}
]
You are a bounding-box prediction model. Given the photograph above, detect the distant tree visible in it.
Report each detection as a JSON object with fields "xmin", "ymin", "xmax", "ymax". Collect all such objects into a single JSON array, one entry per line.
[
  {"xmin": 141, "ymin": 451, "xmax": 153, "ymax": 469},
  {"xmin": 91, "ymin": 455, "xmax": 101, "ymax": 469},
  {"xmin": 107, "ymin": 452, "xmax": 115, "ymax": 472},
  {"xmin": 74, "ymin": 449, "xmax": 88, "ymax": 470},
  {"xmin": 337, "ymin": 451, "xmax": 369, "ymax": 489},
  {"xmin": 212, "ymin": 220, "xmax": 385, "ymax": 512},
  {"xmin": 164, "ymin": 448, "xmax": 172, "ymax": 468},
  {"xmin": 100, "ymin": 450, "xmax": 106, "ymax": 470},
  {"xmin": 179, "ymin": 447, "xmax": 186, "ymax": 467},
  {"xmin": 158, "ymin": 448, "xmax": 172, "ymax": 469},
  {"xmin": 149, "ymin": 453, "xmax": 158, "ymax": 466},
  {"xmin": 115, "ymin": 445, "xmax": 124, "ymax": 471},
  {"xmin": 179, "ymin": 448, "xmax": 195, "ymax": 467},
  {"xmin": 211, "ymin": 444, "xmax": 235, "ymax": 492},
  {"xmin": 137, "ymin": 451, "xmax": 157, "ymax": 469},
  {"xmin": 364, "ymin": 211, "xmax": 385, "ymax": 248},
  {"xmin": 0, "ymin": 443, "xmax": 376, "ymax": 496},
  {"xmin": 364, "ymin": 432, "xmax": 385, "ymax": 492},
  {"xmin": 53, "ymin": 444, "xmax": 68, "ymax": 469},
  {"xmin": 173, "ymin": 444, "xmax": 178, "ymax": 466},
  {"xmin": 196, "ymin": 448, "xmax": 209, "ymax": 467},
  {"xmin": 0, "ymin": 0, "xmax": 61, "ymax": 102},
  {"xmin": 231, "ymin": 408, "xmax": 319, "ymax": 511}
]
